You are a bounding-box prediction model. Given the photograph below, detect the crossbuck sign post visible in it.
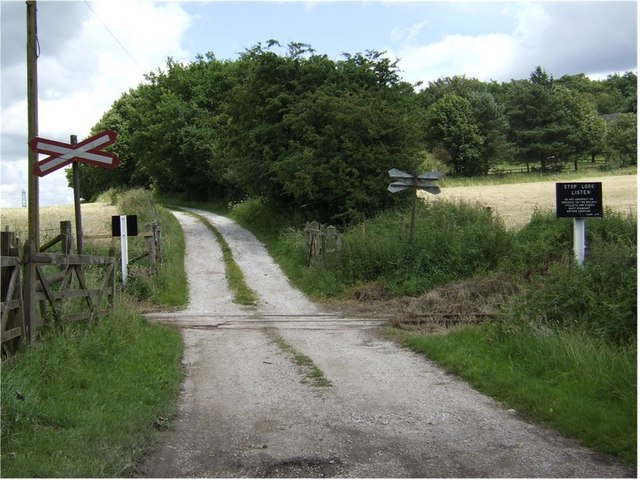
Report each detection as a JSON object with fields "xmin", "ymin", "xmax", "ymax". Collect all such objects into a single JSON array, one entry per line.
[
  {"xmin": 30, "ymin": 130, "xmax": 120, "ymax": 176},
  {"xmin": 387, "ymin": 168, "xmax": 442, "ymax": 243},
  {"xmin": 29, "ymin": 130, "xmax": 120, "ymax": 255}
]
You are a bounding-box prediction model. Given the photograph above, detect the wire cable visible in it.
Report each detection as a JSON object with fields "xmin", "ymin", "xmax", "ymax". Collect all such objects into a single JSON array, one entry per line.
[{"xmin": 83, "ymin": 1, "xmax": 145, "ymax": 73}]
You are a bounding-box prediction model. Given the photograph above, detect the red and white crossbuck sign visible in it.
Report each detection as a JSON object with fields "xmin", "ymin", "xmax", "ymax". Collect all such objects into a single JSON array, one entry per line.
[{"xmin": 29, "ymin": 130, "xmax": 120, "ymax": 177}]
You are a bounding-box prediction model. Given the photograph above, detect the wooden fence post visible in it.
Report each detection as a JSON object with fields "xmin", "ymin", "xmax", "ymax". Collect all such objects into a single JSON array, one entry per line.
[
  {"xmin": 60, "ymin": 220, "xmax": 72, "ymax": 254},
  {"xmin": 154, "ymin": 222, "xmax": 161, "ymax": 264},
  {"xmin": 22, "ymin": 239, "xmax": 37, "ymax": 341},
  {"xmin": 144, "ymin": 223, "xmax": 157, "ymax": 273}
]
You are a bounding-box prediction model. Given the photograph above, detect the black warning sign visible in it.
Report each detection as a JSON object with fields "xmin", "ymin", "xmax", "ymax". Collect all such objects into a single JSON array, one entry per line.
[{"xmin": 555, "ymin": 182, "xmax": 603, "ymax": 218}]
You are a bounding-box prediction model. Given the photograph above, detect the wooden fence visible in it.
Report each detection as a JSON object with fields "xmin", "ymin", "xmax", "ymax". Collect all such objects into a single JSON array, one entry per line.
[
  {"xmin": 1, "ymin": 221, "xmax": 117, "ymax": 359},
  {"xmin": 304, "ymin": 221, "xmax": 342, "ymax": 265}
]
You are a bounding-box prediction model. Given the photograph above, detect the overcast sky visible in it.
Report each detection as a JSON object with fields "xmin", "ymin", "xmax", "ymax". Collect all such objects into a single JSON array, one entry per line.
[{"xmin": 1, "ymin": 0, "xmax": 637, "ymax": 208}]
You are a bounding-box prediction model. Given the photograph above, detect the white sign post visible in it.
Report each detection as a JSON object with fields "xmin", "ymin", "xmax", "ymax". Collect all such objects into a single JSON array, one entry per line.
[
  {"xmin": 573, "ymin": 218, "xmax": 586, "ymax": 265},
  {"xmin": 120, "ymin": 215, "xmax": 129, "ymax": 284}
]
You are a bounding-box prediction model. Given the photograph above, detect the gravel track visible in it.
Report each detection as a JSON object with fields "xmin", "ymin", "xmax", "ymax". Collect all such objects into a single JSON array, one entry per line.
[{"xmin": 140, "ymin": 208, "xmax": 633, "ymax": 478}]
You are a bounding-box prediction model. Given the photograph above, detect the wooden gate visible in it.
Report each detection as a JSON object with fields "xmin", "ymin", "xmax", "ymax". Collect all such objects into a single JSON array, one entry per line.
[
  {"xmin": 1, "ymin": 225, "xmax": 116, "ymax": 359},
  {"xmin": 1, "ymin": 232, "xmax": 25, "ymax": 358}
]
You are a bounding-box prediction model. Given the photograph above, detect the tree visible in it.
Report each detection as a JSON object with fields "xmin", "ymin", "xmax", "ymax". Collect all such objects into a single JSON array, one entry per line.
[
  {"xmin": 505, "ymin": 67, "xmax": 575, "ymax": 172},
  {"xmin": 565, "ymin": 92, "xmax": 606, "ymax": 168},
  {"xmin": 224, "ymin": 44, "xmax": 422, "ymax": 223},
  {"xmin": 468, "ymin": 91, "xmax": 513, "ymax": 174},
  {"xmin": 425, "ymin": 94, "xmax": 484, "ymax": 177},
  {"xmin": 604, "ymin": 113, "xmax": 637, "ymax": 166}
]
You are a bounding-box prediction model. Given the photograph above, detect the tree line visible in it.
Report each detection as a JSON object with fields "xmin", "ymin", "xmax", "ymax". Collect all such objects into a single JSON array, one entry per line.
[{"xmin": 73, "ymin": 41, "xmax": 637, "ymax": 223}]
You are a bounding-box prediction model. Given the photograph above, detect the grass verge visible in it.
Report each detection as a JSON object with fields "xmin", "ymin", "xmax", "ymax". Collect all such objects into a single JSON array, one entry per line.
[
  {"xmin": 118, "ymin": 190, "xmax": 188, "ymax": 307},
  {"xmin": 403, "ymin": 323, "xmax": 636, "ymax": 466},
  {"xmin": 0, "ymin": 299, "xmax": 183, "ymax": 477},
  {"xmin": 181, "ymin": 208, "xmax": 258, "ymax": 306}
]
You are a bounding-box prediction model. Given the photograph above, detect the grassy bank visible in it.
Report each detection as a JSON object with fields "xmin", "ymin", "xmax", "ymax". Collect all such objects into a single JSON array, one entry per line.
[
  {"xmin": 1, "ymin": 300, "xmax": 183, "ymax": 477},
  {"xmin": 1, "ymin": 189, "xmax": 187, "ymax": 477}
]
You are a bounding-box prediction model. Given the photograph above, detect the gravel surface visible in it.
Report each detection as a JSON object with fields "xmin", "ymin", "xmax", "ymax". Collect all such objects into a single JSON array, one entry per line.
[{"xmin": 140, "ymin": 208, "xmax": 633, "ymax": 478}]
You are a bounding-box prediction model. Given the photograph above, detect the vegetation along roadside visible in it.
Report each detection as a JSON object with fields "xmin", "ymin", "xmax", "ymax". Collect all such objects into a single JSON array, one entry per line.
[{"xmin": 1, "ymin": 189, "xmax": 186, "ymax": 477}]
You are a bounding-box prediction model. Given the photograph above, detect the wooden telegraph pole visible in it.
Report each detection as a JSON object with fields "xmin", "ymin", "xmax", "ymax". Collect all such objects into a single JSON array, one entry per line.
[
  {"xmin": 71, "ymin": 135, "xmax": 84, "ymax": 254},
  {"xmin": 25, "ymin": 0, "xmax": 39, "ymax": 340}
]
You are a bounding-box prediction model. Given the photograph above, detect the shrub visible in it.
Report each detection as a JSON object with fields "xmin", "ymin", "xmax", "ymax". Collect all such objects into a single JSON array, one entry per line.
[
  {"xmin": 506, "ymin": 210, "xmax": 637, "ymax": 345},
  {"xmin": 332, "ymin": 200, "xmax": 511, "ymax": 296}
]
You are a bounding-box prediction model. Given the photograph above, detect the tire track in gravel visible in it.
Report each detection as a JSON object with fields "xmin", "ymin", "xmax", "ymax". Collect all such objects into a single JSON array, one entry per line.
[{"xmin": 140, "ymin": 208, "xmax": 633, "ymax": 478}]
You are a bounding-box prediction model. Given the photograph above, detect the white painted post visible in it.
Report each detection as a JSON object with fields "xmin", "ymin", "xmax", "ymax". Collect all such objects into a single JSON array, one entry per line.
[
  {"xmin": 120, "ymin": 215, "xmax": 128, "ymax": 284},
  {"xmin": 573, "ymin": 218, "xmax": 586, "ymax": 265}
]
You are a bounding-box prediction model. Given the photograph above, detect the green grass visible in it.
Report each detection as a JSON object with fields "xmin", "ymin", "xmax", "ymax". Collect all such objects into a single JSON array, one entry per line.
[
  {"xmin": 0, "ymin": 300, "xmax": 183, "ymax": 477},
  {"xmin": 118, "ymin": 189, "xmax": 188, "ymax": 307},
  {"xmin": 403, "ymin": 323, "xmax": 636, "ymax": 465},
  {"xmin": 181, "ymin": 208, "xmax": 258, "ymax": 306}
]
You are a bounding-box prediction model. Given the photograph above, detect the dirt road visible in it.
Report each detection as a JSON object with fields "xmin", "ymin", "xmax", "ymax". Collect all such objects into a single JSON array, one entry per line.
[{"xmin": 140, "ymin": 208, "xmax": 633, "ymax": 478}]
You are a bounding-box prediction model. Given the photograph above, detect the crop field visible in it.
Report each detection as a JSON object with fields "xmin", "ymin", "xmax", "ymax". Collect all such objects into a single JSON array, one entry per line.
[
  {"xmin": 425, "ymin": 175, "xmax": 637, "ymax": 228},
  {"xmin": 0, "ymin": 202, "xmax": 119, "ymax": 244}
]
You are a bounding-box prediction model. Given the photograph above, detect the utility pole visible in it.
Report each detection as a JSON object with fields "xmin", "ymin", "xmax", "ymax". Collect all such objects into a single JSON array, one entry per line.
[
  {"xmin": 71, "ymin": 135, "xmax": 84, "ymax": 254},
  {"xmin": 25, "ymin": 0, "xmax": 39, "ymax": 340},
  {"xmin": 27, "ymin": 0, "xmax": 39, "ymax": 245}
]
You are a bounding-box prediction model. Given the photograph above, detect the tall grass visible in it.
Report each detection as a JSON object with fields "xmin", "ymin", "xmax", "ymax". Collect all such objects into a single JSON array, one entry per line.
[
  {"xmin": 505, "ymin": 209, "xmax": 637, "ymax": 345},
  {"xmin": 242, "ymin": 200, "xmax": 512, "ymax": 298},
  {"xmin": 1, "ymin": 299, "xmax": 183, "ymax": 477},
  {"xmin": 115, "ymin": 189, "xmax": 187, "ymax": 307}
]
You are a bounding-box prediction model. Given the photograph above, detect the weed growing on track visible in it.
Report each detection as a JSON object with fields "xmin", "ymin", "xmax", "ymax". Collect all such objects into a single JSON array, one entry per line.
[
  {"xmin": 182, "ymin": 208, "xmax": 258, "ymax": 305},
  {"xmin": 219, "ymin": 195, "xmax": 636, "ymax": 466},
  {"xmin": 160, "ymin": 188, "xmax": 636, "ymax": 465},
  {"xmin": 267, "ymin": 330, "xmax": 332, "ymax": 388}
]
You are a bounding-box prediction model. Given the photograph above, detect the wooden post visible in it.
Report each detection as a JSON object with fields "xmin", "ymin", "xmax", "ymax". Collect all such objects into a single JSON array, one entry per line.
[
  {"xmin": 71, "ymin": 135, "xmax": 84, "ymax": 255},
  {"xmin": 409, "ymin": 180, "xmax": 417, "ymax": 244},
  {"xmin": 25, "ymin": 1, "xmax": 39, "ymax": 342},
  {"xmin": 154, "ymin": 222, "xmax": 161, "ymax": 264},
  {"xmin": 1, "ymin": 232, "xmax": 18, "ymax": 299},
  {"xmin": 144, "ymin": 223, "xmax": 157, "ymax": 273},
  {"xmin": 60, "ymin": 220, "xmax": 72, "ymax": 254}
]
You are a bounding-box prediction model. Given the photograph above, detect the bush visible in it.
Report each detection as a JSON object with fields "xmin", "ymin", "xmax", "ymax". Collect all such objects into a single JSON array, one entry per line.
[
  {"xmin": 506, "ymin": 209, "xmax": 573, "ymax": 273},
  {"xmin": 506, "ymin": 210, "xmax": 637, "ymax": 345},
  {"xmin": 324, "ymin": 200, "xmax": 511, "ymax": 296}
]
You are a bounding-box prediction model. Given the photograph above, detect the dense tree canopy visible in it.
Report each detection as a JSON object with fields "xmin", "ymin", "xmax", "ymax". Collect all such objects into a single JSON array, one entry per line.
[{"xmin": 73, "ymin": 43, "xmax": 637, "ymax": 223}]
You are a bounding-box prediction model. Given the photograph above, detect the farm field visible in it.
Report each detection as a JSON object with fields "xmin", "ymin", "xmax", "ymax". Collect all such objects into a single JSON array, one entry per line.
[
  {"xmin": 425, "ymin": 175, "xmax": 637, "ymax": 228},
  {"xmin": 0, "ymin": 202, "xmax": 118, "ymax": 241}
]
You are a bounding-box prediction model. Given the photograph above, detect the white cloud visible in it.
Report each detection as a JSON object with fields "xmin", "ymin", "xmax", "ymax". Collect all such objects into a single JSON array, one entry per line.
[
  {"xmin": 1, "ymin": 1, "xmax": 192, "ymax": 208},
  {"xmin": 388, "ymin": 2, "xmax": 637, "ymax": 86},
  {"xmin": 390, "ymin": 32, "xmax": 518, "ymax": 85}
]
